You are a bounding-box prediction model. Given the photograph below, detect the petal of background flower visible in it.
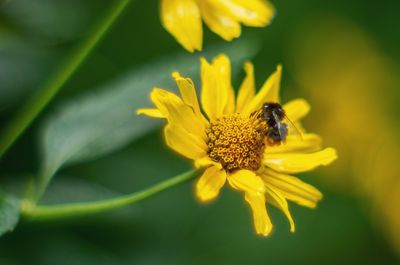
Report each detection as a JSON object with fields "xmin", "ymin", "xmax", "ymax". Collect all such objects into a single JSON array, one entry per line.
[
  {"xmin": 245, "ymin": 192, "xmax": 273, "ymax": 236},
  {"xmin": 164, "ymin": 123, "xmax": 207, "ymax": 159},
  {"xmin": 212, "ymin": 54, "xmax": 235, "ymax": 114},
  {"xmin": 136, "ymin": 108, "xmax": 164, "ymax": 118},
  {"xmin": 227, "ymin": 169, "xmax": 266, "ymax": 193},
  {"xmin": 161, "ymin": 0, "xmax": 203, "ymax": 52},
  {"xmin": 261, "ymin": 169, "xmax": 323, "ymax": 208},
  {"xmin": 214, "ymin": 0, "xmax": 275, "ymax": 27},
  {"xmin": 265, "ymin": 134, "xmax": 322, "ymax": 154},
  {"xmin": 242, "ymin": 64, "xmax": 282, "ymax": 115},
  {"xmin": 283, "ymin": 98, "xmax": 310, "ymax": 122},
  {"xmin": 198, "ymin": 0, "xmax": 241, "ymax": 41},
  {"xmin": 263, "ymin": 147, "xmax": 338, "ymax": 174},
  {"xmin": 236, "ymin": 62, "xmax": 255, "ymax": 112},
  {"xmin": 200, "ymin": 58, "xmax": 229, "ymax": 120},
  {"xmin": 172, "ymin": 72, "xmax": 208, "ymax": 124},
  {"xmin": 195, "ymin": 165, "xmax": 227, "ymax": 202},
  {"xmin": 265, "ymin": 185, "xmax": 295, "ymax": 232},
  {"xmin": 151, "ymin": 88, "xmax": 206, "ymax": 139}
]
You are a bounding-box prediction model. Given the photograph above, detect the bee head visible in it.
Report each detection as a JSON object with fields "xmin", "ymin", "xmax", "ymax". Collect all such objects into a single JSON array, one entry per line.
[{"xmin": 262, "ymin": 102, "xmax": 285, "ymax": 120}]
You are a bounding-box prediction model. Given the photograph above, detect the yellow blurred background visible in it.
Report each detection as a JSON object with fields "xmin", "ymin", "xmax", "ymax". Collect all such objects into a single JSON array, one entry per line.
[{"xmin": 288, "ymin": 16, "xmax": 400, "ymax": 257}]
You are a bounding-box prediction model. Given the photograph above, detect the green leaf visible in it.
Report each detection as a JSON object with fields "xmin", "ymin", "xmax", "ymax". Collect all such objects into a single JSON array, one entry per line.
[
  {"xmin": 0, "ymin": 192, "xmax": 20, "ymax": 236},
  {"xmin": 40, "ymin": 175, "xmax": 122, "ymax": 204},
  {"xmin": 0, "ymin": 36, "xmax": 55, "ymax": 112},
  {"xmin": 2, "ymin": 0, "xmax": 90, "ymax": 41},
  {"xmin": 38, "ymin": 39, "xmax": 259, "ymax": 196}
]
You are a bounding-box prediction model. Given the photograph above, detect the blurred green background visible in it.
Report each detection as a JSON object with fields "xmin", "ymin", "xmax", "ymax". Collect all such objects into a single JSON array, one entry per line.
[{"xmin": 1, "ymin": 0, "xmax": 400, "ymax": 264}]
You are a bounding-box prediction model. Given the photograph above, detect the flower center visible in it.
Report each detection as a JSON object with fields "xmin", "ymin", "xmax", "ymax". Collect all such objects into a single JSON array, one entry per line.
[{"xmin": 206, "ymin": 114, "xmax": 268, "ymax": 172}]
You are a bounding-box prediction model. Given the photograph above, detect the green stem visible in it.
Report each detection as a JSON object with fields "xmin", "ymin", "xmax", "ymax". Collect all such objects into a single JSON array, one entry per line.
[
  {"xmin": 22, "ymin": 169, "xmax": 199, "ymax": 221},
  {"xmin": 0, "ymin": 0, "xmax": 133, "ymax": 158}
]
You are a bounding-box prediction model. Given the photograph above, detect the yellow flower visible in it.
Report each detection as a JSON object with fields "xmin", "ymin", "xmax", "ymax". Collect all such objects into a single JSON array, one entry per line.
[
  {"xmin": 161, "ymin": 0, "xmax": 275, "ymax": 52},
  {"xmin": 137, "ymin": 54, "xmax": 337, "ymax": 236}
]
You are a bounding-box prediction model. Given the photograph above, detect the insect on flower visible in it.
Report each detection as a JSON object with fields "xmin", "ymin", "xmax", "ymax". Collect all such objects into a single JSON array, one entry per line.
[
  {"xmin": 137, "ymin": 54, "xmax": 337, "ymax": 236},
  {"xmin": 252, "ymin": 102, "xmax": 303, "ymax": 146}
]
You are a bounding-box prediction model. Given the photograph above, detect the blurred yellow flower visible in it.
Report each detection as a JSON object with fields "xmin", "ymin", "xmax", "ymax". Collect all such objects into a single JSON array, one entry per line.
[
  {"xmin": 137, "ymin": 54, "xmax": 337, "ymax": 236},
  {"xmin": 288, "ymin": 18, "xmax": 400, "ymax": 256},
  {"xmin": 161, "ymin": 0, "xmax": 275, "ymax": 52}
]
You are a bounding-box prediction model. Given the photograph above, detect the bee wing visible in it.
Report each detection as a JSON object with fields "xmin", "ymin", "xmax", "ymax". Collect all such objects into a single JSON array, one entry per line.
[{"xmin": 283, "ymin": 114, "xmax": 304, "ymax": 141}]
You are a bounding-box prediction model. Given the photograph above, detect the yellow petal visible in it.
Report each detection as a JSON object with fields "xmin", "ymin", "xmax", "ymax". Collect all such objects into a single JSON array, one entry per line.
[
  {"xmin": 164, "ymin": 123, "xmax": 207, "ymax": 159},
  {"xmin": 265, "ymin": 185, "xmax": 295, "ymax": 232},
  {"xmin": 263, "ymin": 147, "xmax": 338, "ymax": 174},
  {"xmin": 226, "ymin": 82, "xmax": 235, "ymax": 114},
  {"xmin": 245, "ymin": 192, "xmax": 272, "ymax": 236},
  {"xmin": 194, "ymin": 156, "xmax": 223, "ymax": 169},
  {"xmin": 242, "ymin": 65, "xmax": 282, "ymax": 115},
  {"xmin": 136, "ymin": 108, "xmax": 164, "ymax": 118},
  {"xmin": 236, "ymin": 62, "xmax": 255, "ymax": 112},
  {"xmin": 214, "ymin": 0, "xmax": 275, "ymax": 27},
  {"xmin": 283, "ymin": 98, "xmax": 310, "ymax": 122},
  {"xmin": 161, "ymin": 0, "xmax": 202, "ymax": 52},
  {"xmin": 265, "ymin": 134, "xmax": 322, "ymax": 154},
  {"xmin": 261, "ymin": 169, "xmax": 323, "ymax": 208},
  {"xmin": 212, "ymin": 54, "xmax": 231, "ymax": 90},
  {"xmin": 172, "ymin": 72, "xmax": 208, "ymax": 124},
  {"xmin": 197, "ymin": 0, "xmax": 241, "ymax": 41},
  {"xmin": 200, "ymin": 57, "xmax": 228, "ymax": 120},
  {"xmin": 172, "ymin": 72, "xmax": 201, "ymax": 112},
  {"xmin": 227, "ymin": 169, "xmax": 266, "ymax": 193},
  {"xmin": 195, "ymin": 165, "xmax": 227, "ymax": 202},
  {"xmin": 228, "ymin": 170, "xmax": 271, "ymax": 236},
  {"xmin": 150, "ymin": 88, "xmax": 206, "ymax": 139},
  {"xmin": 212, "ymin": 54, "xmax": 235, "ymax": 114}
]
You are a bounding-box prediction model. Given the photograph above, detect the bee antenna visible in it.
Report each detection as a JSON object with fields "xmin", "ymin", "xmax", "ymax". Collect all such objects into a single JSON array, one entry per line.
[{"xmin": 250, "ymin": 109, "xmax": 263, "ymax": 119}]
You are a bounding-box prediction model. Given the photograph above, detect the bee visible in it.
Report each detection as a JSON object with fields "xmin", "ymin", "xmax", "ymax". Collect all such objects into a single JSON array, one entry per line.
[{"xmin": 253, "ymin": 102, "xmax": 302, "ymax": 146}]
